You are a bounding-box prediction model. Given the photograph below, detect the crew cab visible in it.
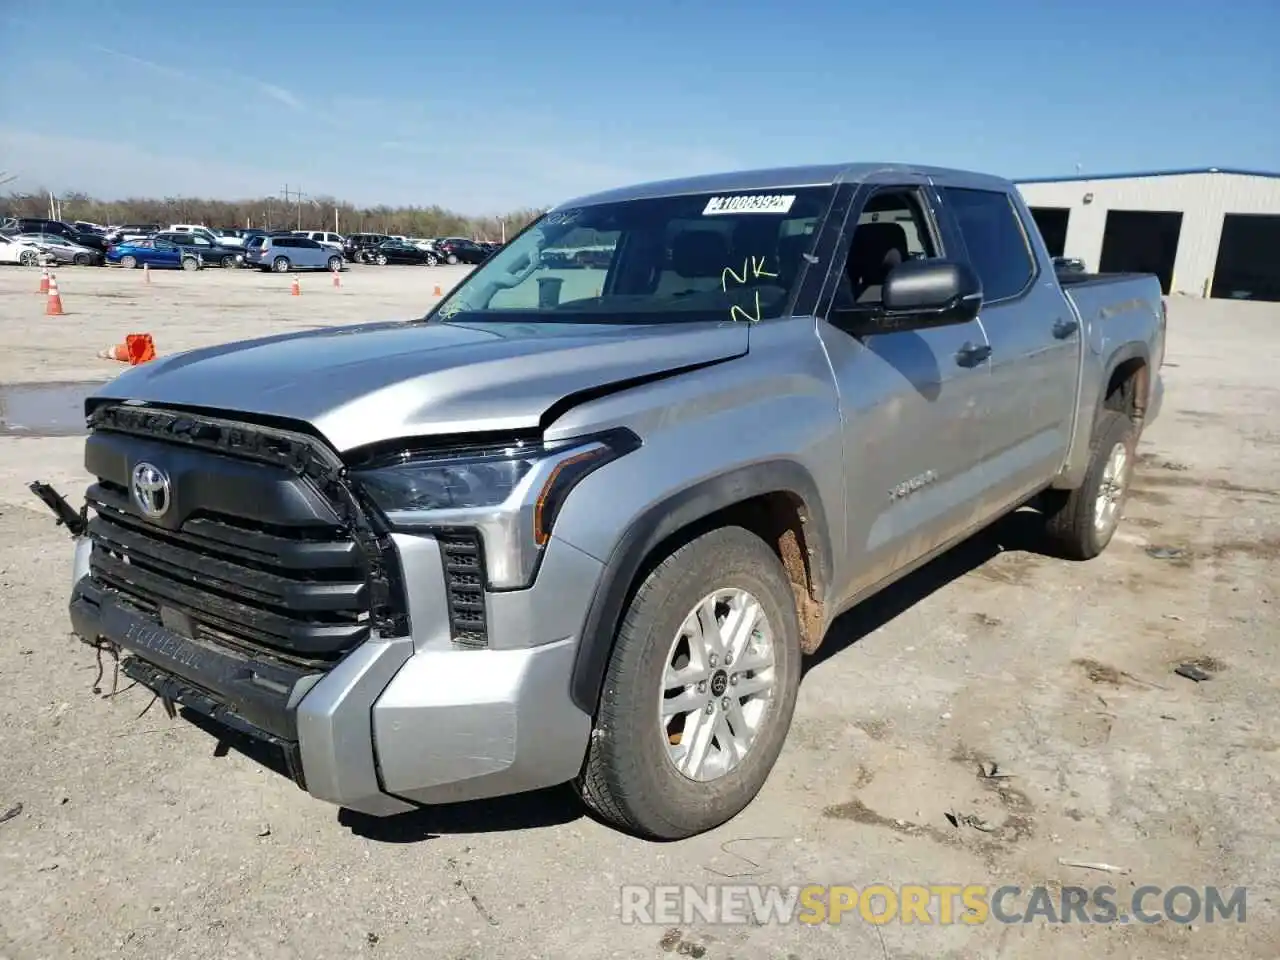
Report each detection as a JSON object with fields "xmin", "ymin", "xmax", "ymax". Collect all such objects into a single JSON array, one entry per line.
[{"xmin": 61, "ymin": 162, "xmax": 1164, "ymax": 840}]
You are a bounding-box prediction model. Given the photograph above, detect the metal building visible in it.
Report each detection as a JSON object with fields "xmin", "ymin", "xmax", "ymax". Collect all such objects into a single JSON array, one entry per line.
[{"xmin": 1015, "ymin": 168, "xmax": 1280, "ymax": 301}]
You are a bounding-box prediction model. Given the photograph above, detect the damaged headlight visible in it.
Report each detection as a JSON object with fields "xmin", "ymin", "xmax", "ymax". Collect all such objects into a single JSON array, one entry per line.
[{"xmin": 353, "ymin": 429, "xmax": 640, "ymax": 589}]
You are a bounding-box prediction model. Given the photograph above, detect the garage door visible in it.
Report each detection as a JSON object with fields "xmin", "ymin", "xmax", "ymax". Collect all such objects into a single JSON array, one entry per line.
[{"xmin": 1212, "ymin": 214, "xmax": 1280, "ymax": 302}]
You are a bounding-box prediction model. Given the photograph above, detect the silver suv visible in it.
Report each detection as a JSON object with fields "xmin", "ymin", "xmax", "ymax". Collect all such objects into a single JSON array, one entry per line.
[{"xmin": 244, "ymin": 235, "xmax": 344, "ymax": 273}]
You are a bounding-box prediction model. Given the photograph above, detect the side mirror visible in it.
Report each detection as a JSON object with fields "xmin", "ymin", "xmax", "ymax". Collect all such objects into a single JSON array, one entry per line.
[{"xmin": 880, "ymin": 259, "xmax": 983, "ymax": 327}]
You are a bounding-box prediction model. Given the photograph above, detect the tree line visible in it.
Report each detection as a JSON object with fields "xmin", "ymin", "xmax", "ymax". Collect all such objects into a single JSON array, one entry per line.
[{"xmin": 2, "ymin": 190, "xmax": 547, "ymax": 242}]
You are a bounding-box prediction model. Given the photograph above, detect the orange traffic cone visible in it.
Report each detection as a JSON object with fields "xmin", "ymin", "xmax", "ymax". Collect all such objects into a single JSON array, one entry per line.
[
  {"xmin": 38, "ymin": 267, "xmax": 50, "ymax": 294},
  {"xmin": 291, "ymin": 277, "xmax": 301, "ymax": 296},
  {"xmin": 332, "ymin": 268, "xmax": 341, "ymax": 288},
  {"xmin": 432, "ymin": 283, "xmax": 442, "ymax": 296},
  {"xmin": 97, "ymin": 333, "xmax": 157, "ymax": 365},
  {"xmin": 143, "ymin": 263, "xmax": 151, "ymax": 284},
  {"xmin": 45, "ymin": 275, "xmax": 64, "ymax": 316}
]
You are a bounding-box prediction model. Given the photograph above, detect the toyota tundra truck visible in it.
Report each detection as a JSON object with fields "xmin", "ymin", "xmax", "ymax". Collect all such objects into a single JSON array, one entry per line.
[{"xmin": 63, "ymin": 162, "xmax": 1165, "ymax": 840}]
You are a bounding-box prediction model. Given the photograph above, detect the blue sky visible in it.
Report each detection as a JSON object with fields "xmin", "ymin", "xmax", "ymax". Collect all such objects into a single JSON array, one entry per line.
[{"xmin": 2, "ymin": 0, "xmax": 1276, "ymax": 213}]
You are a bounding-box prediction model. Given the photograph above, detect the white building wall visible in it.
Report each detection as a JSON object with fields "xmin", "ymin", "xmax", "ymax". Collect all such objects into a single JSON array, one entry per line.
[{"xmin": 1016, "ymin": 172, "xmax": 1280, "ymax": 297}]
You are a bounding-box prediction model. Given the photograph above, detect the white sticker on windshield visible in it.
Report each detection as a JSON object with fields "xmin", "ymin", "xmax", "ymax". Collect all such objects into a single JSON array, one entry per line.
[{"xmin": 703, "ymin": 194, "xmax": 796, "ymax": 216}]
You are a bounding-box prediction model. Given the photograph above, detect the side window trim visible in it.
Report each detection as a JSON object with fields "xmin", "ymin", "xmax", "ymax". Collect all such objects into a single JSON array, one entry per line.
[{"xmin": 935, "ymin": 186, "xmax": 1040, "ymax": 306}]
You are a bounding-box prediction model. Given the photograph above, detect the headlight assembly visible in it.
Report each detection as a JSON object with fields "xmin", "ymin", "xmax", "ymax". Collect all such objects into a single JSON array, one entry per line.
[{"xmin": 353, "ymin": 428, "xmax": 639, "ymax": 589}]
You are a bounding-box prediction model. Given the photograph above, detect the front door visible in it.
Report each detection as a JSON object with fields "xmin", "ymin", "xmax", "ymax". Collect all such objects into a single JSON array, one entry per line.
[
  {"xmin": 815, "ymin": 182, "xmax": 993, "ymax": 603},
  {"xmin": 935, "ymin": 185, "xmax": 1082, "ymax": 505}
]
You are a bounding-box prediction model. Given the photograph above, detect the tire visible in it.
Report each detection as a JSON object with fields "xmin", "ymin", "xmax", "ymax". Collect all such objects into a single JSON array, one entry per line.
[
  {"xmin": 19, "ymin": 250, "xmax": 39, "ymax": 266},
  {"xmin": 577, "ymin": 526, "xmax": 802, "ymax": 840},
  {"xmin": 120, "ymin": 255, "xmax": 137, "ymax": 269},
  {"xmin": 272, "ymin": 257, "xmax": 290, "ymax": 273},
  {"xmin": 221, "ymin": 255, "xmax": 238, "ymax": 269},
  {"xmin": 181, "ymin": 257, "xmax": 199, "ymax": 271},
  {"xmin": 375, "ymin": 254, "xmax": 388, "ymax": 265},
  {"xmin": 446, "ymin": 254, "xmax": 459, "ymax": 265},
  {"xmin": 1040, "ymin": 409, "xmax": 1137, "ymax": 560},
  {"xmin": 425, "ymin": 254, "xmax": 439, "ymax": 266},
  {"xmin": 327, "ymin": 255, "xmax": 342, "ymax": 272},
  {"xmin": 74, "ymin": 253, "xmax": 91, "ymax": 266}
]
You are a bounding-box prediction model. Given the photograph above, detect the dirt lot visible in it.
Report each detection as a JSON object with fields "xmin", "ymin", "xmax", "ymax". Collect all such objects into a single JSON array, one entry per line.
[{"xmin": 0, "ymin": 264, "xmax": 1276, "ymax": 960}]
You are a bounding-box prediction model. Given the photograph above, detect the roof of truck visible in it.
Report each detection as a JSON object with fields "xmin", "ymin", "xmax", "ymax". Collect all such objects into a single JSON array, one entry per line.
[{"xmin": 556, "ymin": 162, "xmax": 1013, "ymax": 209}]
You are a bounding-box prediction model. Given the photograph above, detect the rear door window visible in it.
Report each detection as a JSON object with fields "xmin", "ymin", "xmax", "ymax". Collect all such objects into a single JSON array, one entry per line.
[{"xmin": 940, "ymin": 187, "xmax": 1037, "ymax": 302}]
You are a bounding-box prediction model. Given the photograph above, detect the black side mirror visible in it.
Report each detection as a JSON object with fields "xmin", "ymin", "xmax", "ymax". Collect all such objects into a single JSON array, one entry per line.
[
  {"xmin": 881, "ymin": 259, "xmax": 983, "ymax": 326},
  {"xmin": 834, "ymin": 259, "xmax": 983, "ymax": 335}
]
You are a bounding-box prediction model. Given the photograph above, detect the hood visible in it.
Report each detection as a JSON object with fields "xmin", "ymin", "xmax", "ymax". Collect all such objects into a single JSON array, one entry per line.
[{"xmin": 88, "ymin": 318, "xmax": 749, "ymax": 451}]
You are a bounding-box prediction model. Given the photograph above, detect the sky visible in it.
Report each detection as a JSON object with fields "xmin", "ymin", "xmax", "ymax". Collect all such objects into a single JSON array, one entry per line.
[{"xmin": 1, "ymin": 0, "xmax": 1277, "ymax": 214}]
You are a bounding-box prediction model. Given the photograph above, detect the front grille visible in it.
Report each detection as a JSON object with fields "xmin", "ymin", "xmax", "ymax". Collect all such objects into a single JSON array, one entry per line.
[
  {"xmin": 83, "ymin": 404, "xmax": 406, "ymax": 665},
  {"xmin": 439, "ymin": 530, "xmax": 488, "ymax": 648}
]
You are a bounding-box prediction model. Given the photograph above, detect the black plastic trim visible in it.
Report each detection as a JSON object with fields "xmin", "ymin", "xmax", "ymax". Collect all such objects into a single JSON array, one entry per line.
[{"xmin": 568, "ymin": 459, "xmax": 833, "ymax": 715}]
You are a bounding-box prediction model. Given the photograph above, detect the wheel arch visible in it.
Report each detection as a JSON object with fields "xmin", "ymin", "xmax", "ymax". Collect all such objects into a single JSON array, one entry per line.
[{"xmin": 568, "ymin": 460, "xmax": 833, "ymax": 716}]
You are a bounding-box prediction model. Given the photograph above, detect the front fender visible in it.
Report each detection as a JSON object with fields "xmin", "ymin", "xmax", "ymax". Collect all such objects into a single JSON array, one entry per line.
[{"xmin": 563, "ymin": 458, "xmax": 834, "ymax": 715}]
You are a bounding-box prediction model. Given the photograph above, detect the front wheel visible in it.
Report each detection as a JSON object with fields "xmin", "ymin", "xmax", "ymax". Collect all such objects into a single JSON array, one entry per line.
[
  {"xmin": 375, "ymin": 253, "xmax": 388, "ymax": 265},
  {"xmin": 74, "ymin": 253, "xmax": 91, "ymax": 266},
  {"xmin": 577, "ymin": 526, "xmax": 802, "ymax": 840},
  {"xmin": 272, "ymin": 257, "xmax": 290, "ymax": 273},
  {"xmin": 327, "ymin": 255, "xmax": 343, "ymax": 272},
  {"xmin": 120, "ymin": 255, "xmax": 137, "ymax": 269},
  {"xmin": 222, "ymin": 255, "xmax": 238, "ymax": 269},
  {"xmin": 424, "ymin": 254, "xmax": 439, "ymax": 266},
  {"xmin": 19, "ymin": 250, "xmax": 39, "ymax": 266},
  {"xmin": 446, "ymin": 253, "xmax": 459, "ymax": 265},
  {"xmin": 1040, "ymin": 409, "xmax": 1137, "ymax": 559},
  {"xmin": 181, "ymin": 257, "xmax": 199, "ymax": 271}
]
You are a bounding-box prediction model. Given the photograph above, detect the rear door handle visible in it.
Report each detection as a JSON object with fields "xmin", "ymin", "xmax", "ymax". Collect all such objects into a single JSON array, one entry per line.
[
  {"xmin": 1052, "ymin": 317, "xmax": 1079, "ymax": 339},
  {"xmin": 955, "ymin": 342, "xmax": 992, "ymax": 368}
]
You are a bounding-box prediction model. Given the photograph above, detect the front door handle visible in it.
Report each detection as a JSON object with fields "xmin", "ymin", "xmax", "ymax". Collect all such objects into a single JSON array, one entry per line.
[
  {"xmin": 955, "ymin": 342, "xmax": 992, "ymax": 368},
  {"xmin": 1052, "ymin": 317, "xmax": 1079, "ymax": 339}
]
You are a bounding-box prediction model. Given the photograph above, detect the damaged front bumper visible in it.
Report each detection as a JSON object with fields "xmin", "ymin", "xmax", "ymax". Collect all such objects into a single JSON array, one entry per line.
[{"xmin": 66, "ymin": 531, "xmax": 597, "ymax": 817}]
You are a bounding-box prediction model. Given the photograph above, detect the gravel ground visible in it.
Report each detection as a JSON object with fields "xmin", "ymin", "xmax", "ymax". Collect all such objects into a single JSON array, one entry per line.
[{"xmin": 0, "ymin": 263, "xmax": 1276, "ymax": 959}]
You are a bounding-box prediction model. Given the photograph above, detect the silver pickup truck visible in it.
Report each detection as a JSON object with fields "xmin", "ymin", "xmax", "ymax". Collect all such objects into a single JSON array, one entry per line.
[{"xmin": 64, "ymin": 162, "xmax": 1165, "ymax": 839}]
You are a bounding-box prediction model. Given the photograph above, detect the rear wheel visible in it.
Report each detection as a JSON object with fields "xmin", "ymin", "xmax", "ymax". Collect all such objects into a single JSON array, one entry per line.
[
  {"xmin": 1040, "ymin": 409, "xmax": 1137, "ymax": 559},
  {"xmin": 120, "ymin": 255, "xmax": 137, "ymax": 269},
  {"xmin": 181, "ymin": 257, "xmax": 199, "ymax": 271},
  {"xmin": 272, "ymin": 256, "xmax": 290, "ymax": 273},
  {"xmin": 74, "ymin": 253, "xmax": 91, "ymax": 266},
  {"xmin": 577, "ymin": 526, "xmax": 802, "ymax": 840},
  {"xmin": 446, "ymin": 253, "xmax": 459, "ymax": 265},
  {"xmin": 19, "ymin": 250, "xmax": 39, "ymax": 266},
  {"xmin": 375, "ymin": 253, "xmax": 388, "ymax": 265},
  {"xmin": 221, "ymin": 255, "xmax": 238, "ymax": 269},
  {"xmin": 327, "ymin": 255, "xmax": 343, "ymax": 272},
  {"xmin": 425, "ymin": 253, "xmax": 439, "ymax": 266}
]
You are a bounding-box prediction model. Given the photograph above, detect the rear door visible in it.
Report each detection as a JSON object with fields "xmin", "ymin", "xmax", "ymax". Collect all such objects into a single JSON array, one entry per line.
[
  {"xmin": 815, "ymin": 179, "xmax": 994, "ymax": 601},
  {"xmin": 152, "ymin": 241, "xmax": 180, "ymax": 266},
  {"xmin": 934, "ymin": 184, "xmax": 1081, "ymax": 504}
]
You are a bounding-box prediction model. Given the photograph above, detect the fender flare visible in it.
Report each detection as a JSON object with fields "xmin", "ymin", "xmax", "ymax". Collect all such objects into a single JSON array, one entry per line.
[
  {"xmin": 1093, "ymin": 341, "xmax": 1152, "ymax": 431},
  {"xmin": 568, "ymin": 459, "xmax": 833, "ymax": 715}
]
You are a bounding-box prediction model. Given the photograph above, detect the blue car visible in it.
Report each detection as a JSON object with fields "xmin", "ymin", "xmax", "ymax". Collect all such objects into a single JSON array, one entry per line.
[{"xmin": 106, "ymin": 238, "xmax": 203, "ymax": 271}]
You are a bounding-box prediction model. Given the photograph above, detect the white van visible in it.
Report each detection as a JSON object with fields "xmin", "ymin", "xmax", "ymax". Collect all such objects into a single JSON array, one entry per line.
[
  {"xmin": 297, "ymin": 231, "xmax": 345, "ymax": 252},
  {"xmin": 168, "ymin": 224, "xmax": 222, "ymax": 246}
]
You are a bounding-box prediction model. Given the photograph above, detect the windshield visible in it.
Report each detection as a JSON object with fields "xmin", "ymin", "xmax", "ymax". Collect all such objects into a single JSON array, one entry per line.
[{"xmin": 427, "ymin": 186, "xmax": 833, "ymax": 325}]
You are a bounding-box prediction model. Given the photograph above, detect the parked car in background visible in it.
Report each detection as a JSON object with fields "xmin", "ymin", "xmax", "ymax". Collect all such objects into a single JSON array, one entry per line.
[
  {"xmin": 435, "ymin": 237, "xmax": 490, "ymax": 265},
  {"xmin": 212, "ymin": 229, "xmax": 247, "ymax": 248},
  {"xmin": 0, "ymin": 233, "xmax": 47, "ymax": 266},
  {"xmin": 166, "ymin": 225, "xmax": 224, "ymax": 246},
  {"xmin": 11, "ymin": 232, "xmax": 104, "ymax": 266},
  {"xmin": 367, "ymin": 239, "xmax": 440, "ymax": 265},
  {"xmin": 343, "ymin": 233, "xmax": 391, "ymax": 261},
  {"xmin": 73, "ymin": 221, "xmax": 108, "ymax": 234},
  {"xmin": 106, "ymin": 223, "xmax": 161, "ymax": 243},
  {"xmin": 297, "ymin": 231, "xmax": 346, "ymax": 252},
  {"xmin": 153, "ymin": 231, "xmax": 243, "ymax": 268},
  {"xmin": 243, "ymin": 235, "xmax": 345, "ymax": 273},
  {"xmin": 1, "ymin": 217, "xmax": 81, "ymax": 241},
  {"xmin": 106, "ymin": 238, "xmax": 203, "ymax": 271},
  {"xmin": 1053, "ymin": 256, "xmax": 1087, "ymax": 276}
]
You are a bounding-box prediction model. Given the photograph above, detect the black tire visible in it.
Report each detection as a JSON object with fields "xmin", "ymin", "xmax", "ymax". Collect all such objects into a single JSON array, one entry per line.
[
  {"xmin": 327, "ymin": 255, "xmax": 343, "ymax": 272},
  {"xmin": 19, "ymin": 250, "xmax": 39, "ymax": 266},
  {"xmin": 222, "ymin": 255, "xmax": 238, "ymax": 269},
  {"xmin": 375, "ymin": 253, "xmax": 388, "ymax": 265},
  {"xmin": 272, "ymin": 256, "xmax": 290, "ymax": 273},
  {"xmin": 425, "ymin": 254, "xmax": 439, "ymax": 266},
  {"xmin": 1040, "ymin": 409, "xmax": 1137, "ymax": 560},
  {"xmin": 577, "ymin": 526, "xmax": 802, "ymax": 840},
  {"xmin": 74, "ymin": 253, "xmax": 91, "ymax": 266}
]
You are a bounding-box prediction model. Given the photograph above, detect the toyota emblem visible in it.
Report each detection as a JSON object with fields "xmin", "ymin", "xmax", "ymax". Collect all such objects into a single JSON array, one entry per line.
[{"xmin": 131, "ymin": 462, "xmax": 172, "ymax": 519}]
